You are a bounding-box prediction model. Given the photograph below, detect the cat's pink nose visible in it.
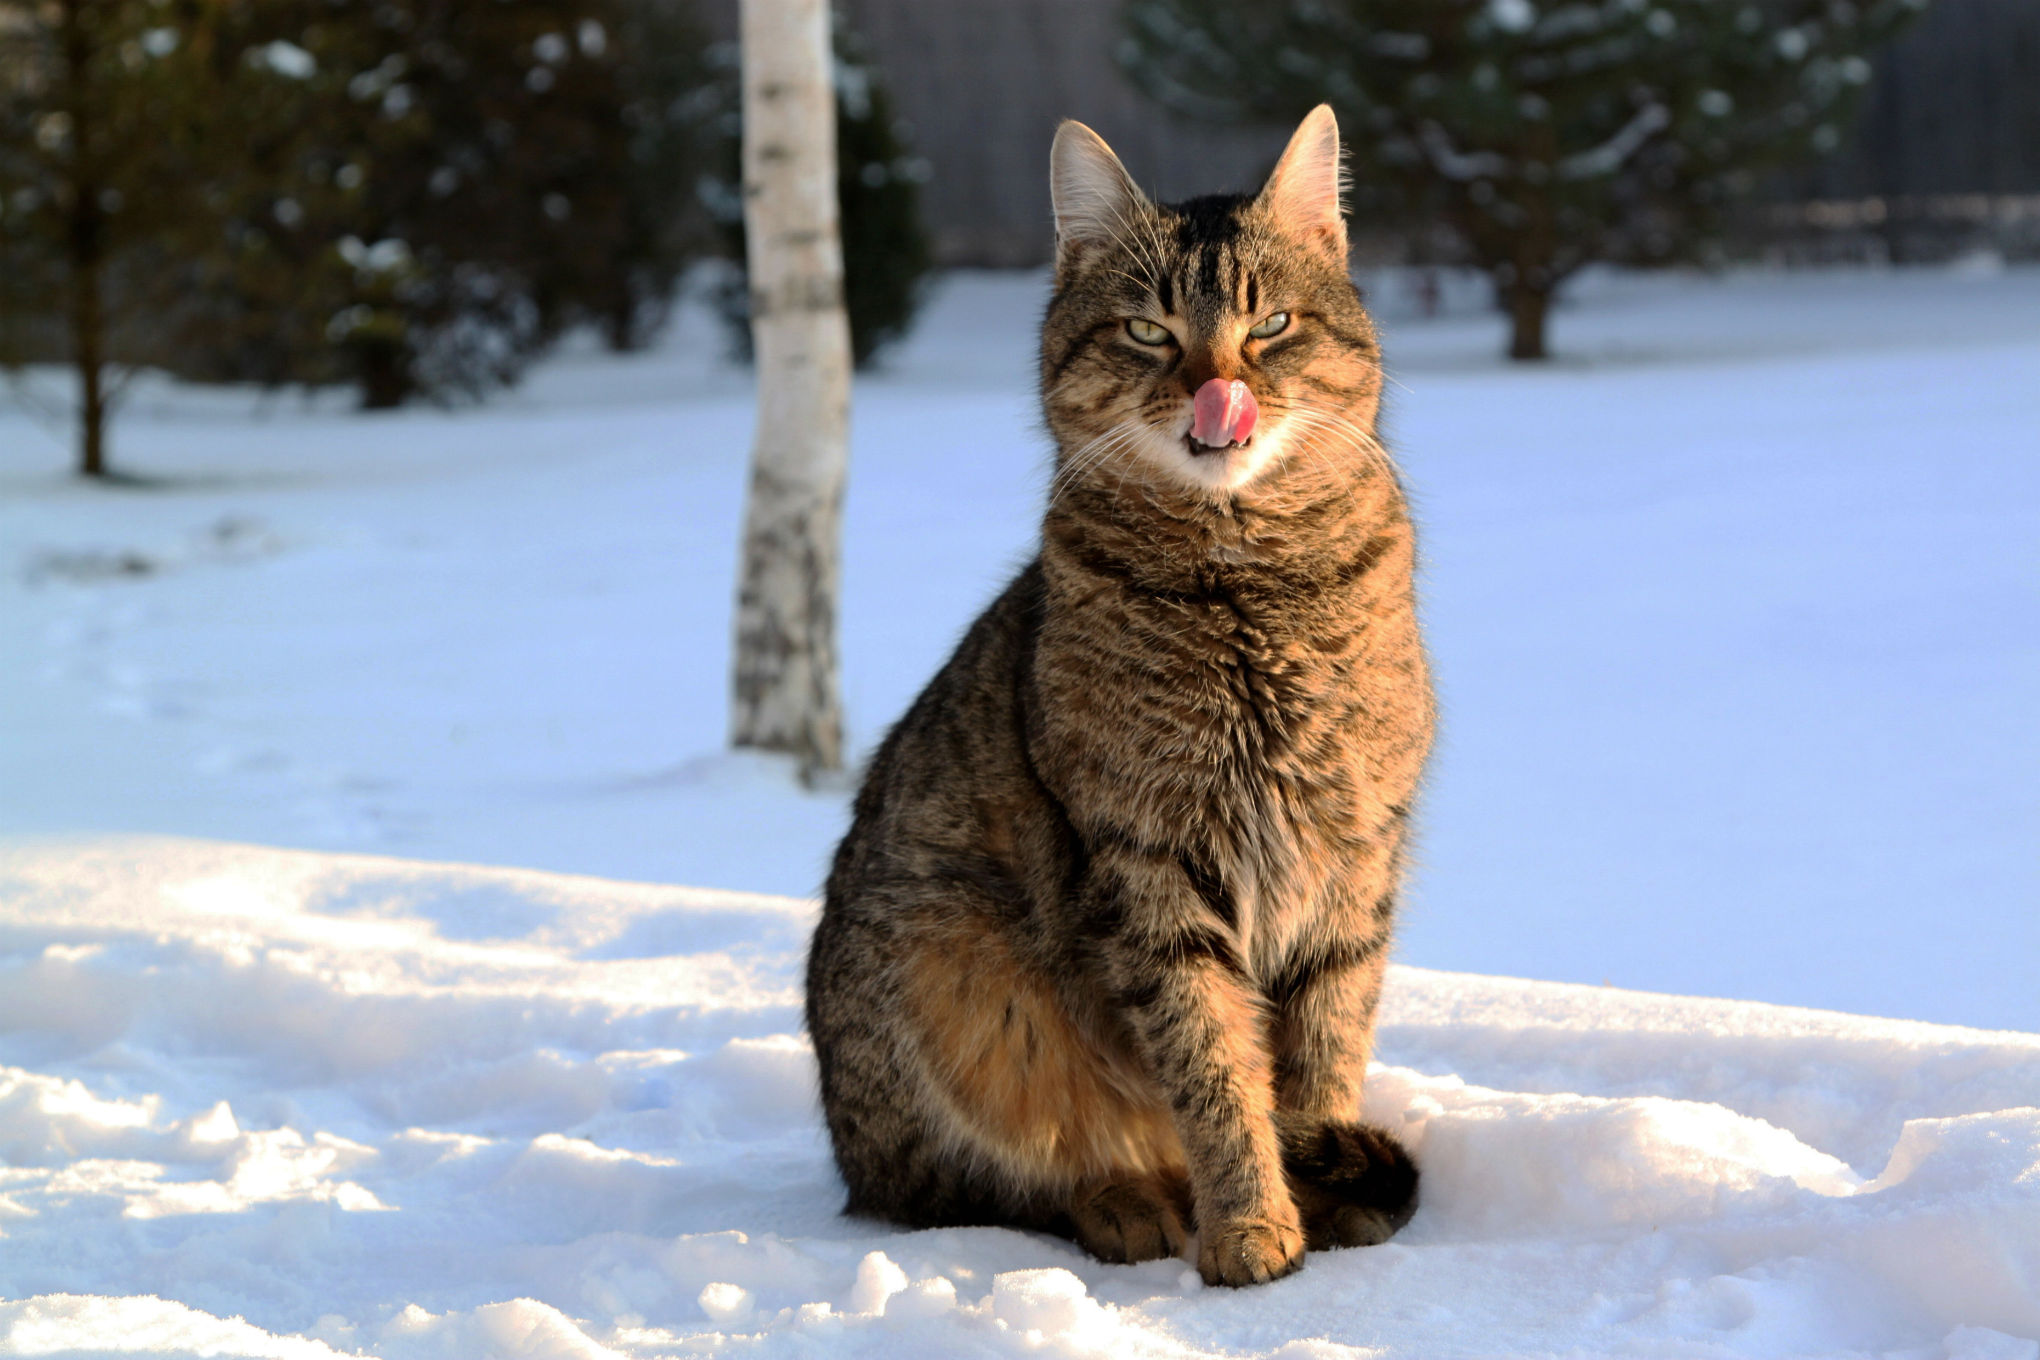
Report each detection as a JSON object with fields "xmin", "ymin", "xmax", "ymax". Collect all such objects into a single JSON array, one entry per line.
[{"xmin": 1191, "ymin": 378, "xmax": 1258, "ymax": 449}]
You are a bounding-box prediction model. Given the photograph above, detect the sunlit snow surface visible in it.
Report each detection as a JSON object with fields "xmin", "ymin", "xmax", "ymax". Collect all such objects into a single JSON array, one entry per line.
[
  {"xmin": 0, "ymin": 837, "xmax": 2036, "ymax": 1359},
  {"xmin": 3, "ymin": 266, "xmax": 2039, "ymax": 1355}
]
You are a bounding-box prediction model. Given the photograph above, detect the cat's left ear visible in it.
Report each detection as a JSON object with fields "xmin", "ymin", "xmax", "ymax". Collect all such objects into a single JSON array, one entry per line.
[{"xmin": 1258, "ymin": 105, "xmax": 1348, "ymax": 263}]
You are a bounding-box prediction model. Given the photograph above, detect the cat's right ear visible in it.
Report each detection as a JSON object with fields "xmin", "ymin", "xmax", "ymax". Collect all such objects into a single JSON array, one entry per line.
[{"xmin": 1050, "ymin": 121, "xmax": 1148, "ymax": 278}]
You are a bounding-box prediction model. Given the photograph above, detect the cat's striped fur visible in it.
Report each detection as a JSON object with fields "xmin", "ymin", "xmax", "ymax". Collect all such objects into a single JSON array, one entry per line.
[{"xmin": 806, "ymin": 107, "xmax": 1433, "ymax": 1286}]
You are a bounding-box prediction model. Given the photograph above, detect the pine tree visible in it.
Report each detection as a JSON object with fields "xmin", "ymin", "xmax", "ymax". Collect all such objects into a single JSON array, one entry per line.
[
  {"xmin": 163, "ymin": 0, "xmax": 715, "ymax": 407},
  {"xmin": 0, "ymin": 0, "xmax": 252, "ymax": 475},
  {"xmin": 4, "ymin": 0, "xmax": 722, "ymax": 424},
  {"xmin": 1121, "ymin": 0, "xmax": 1925, "ymax": 359},
  {"xmin": 585, "ymin": 0, "xmax": 717, "ymax": 352},
  {"xmin": 830, "ymin": 27, "xmax": 931, "ymax": 367}
]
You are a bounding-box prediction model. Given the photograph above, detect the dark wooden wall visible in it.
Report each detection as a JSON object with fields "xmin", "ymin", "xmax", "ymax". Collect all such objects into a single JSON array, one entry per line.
[
  {"xmin": 1783, "ymin": 0, "xmax": 2040, "ymax": 199},
  {"xmin": 833, "ymin": 0, "xmax": 1288, "ymax": 266},
  {"xmin": 705, "ymin": 0, "xmax": 2040, "ymax": 266}
]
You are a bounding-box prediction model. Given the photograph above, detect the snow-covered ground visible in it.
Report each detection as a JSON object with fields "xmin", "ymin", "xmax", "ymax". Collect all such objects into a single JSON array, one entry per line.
[
  {"xmin": 4, "ymin": 265, "xmax": 2034, "ymax": 1029},
  {"xmin": 2, "ymin": 265, "xmax": 2037, "ymax": 1357},
  {"xmin": 1, "ymin": 836, "xmax": 2036, "ymax": 1359}
]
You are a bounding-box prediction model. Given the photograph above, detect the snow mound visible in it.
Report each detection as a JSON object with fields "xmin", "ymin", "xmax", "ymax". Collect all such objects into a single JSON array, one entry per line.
[{"xmin": 0, "ymin": 835, "xmax": 2035, "ymax": 1358}]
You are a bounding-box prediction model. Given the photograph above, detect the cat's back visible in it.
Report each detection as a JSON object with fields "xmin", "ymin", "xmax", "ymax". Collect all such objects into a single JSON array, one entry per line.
[{"xmin": 817, "ymin": 559, "xmax": 1049, "ymax": 907}]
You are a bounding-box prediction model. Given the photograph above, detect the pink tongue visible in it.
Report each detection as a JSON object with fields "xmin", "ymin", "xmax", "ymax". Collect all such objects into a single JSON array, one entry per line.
[{"xmin": 1191, "ymin": 378, "xmax": 1258, "ymax": 448}]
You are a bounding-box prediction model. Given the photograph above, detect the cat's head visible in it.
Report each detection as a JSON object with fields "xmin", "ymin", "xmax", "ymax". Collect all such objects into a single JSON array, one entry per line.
[{"xmin": 1040, "ymin": 106, "xmax": 1381, "ymax": 502}]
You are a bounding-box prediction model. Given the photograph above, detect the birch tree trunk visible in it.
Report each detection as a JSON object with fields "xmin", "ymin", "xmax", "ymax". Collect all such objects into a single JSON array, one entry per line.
[{"xmin": 730, "ymin": 0, "xmax": 851, "ymax": 780}]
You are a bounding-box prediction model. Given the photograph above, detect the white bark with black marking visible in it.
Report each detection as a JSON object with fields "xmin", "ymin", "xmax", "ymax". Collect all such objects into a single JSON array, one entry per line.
[{"xmin": 731, "ymin": 0, "xmax": 851, "ymax": 778}]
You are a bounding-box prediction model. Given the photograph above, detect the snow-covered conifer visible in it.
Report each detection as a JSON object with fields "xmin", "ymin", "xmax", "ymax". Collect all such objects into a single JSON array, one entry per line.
[{"xmin": 1121, "ymin": 0, "xmax": 1925, "ymax": 358}]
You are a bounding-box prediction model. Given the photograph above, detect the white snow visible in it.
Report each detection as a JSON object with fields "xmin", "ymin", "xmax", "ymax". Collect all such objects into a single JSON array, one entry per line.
[
  {"xmin": 3, "ymin": 264, "xmax": 2038, "ymax": 1355},
  {"xmin": 0, "ymin": 838, "xmax": 2034, "ymax": 1358}
]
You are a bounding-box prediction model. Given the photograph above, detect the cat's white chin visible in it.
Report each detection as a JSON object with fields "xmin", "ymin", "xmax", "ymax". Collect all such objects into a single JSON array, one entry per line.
[{"xmin": 1144, "ymin": 428, "xmax": 1282, "ymax": 497}]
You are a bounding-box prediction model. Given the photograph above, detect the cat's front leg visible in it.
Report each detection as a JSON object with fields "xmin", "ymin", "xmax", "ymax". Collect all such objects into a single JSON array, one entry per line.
[
  {"xmin": 1269, "ymin": 918, "xmax": 1419, "ymax": 1248},
  {"xmin": 1085, "ymin": 841, "xmax": 1302, "ymax": 1286}
]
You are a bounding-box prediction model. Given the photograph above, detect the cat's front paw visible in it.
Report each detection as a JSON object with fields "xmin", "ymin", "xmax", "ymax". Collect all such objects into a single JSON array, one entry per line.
[
  {"xmin": 1196, "ymin": 1214, "xmax": 1304, "ymax": 1287},
  {"xmin": 1280, "ymin": 1119, "xmax": 1420, "ymax": 1250}
]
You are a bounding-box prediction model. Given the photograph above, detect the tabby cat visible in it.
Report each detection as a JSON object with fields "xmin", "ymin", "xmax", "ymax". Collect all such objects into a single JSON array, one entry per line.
[{"xmin": 806, "ymin": 106, "xmax": 1433, "ymax": 1287}]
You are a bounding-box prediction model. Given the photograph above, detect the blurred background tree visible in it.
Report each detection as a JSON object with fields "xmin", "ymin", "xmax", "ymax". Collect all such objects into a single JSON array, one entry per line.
[
  {"xmin": 704, "ymin": 16, "xmax": 932, "ymax": 368},
  {"xmin": 168, "ymin": 0, "xmax": 718, "ymax": 408},
  {"xmin": 4, "ymin": 0, "xmax": 933, "ymax": 467},
  {"xmin": 1120, "ymin": 0, "xmax": 1929, "ymax": 359},
  {"xmin": 0, "ymin": 0, "xmax": 272, "ymax": 476}
]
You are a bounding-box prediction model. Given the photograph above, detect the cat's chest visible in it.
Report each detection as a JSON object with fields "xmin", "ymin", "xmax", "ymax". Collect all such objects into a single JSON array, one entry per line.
[
  {"xmin": 1031, "ymin": 571, "xmax": 1401, "ymax": 965},
  {"xmin": 1142, "ymin": 584, "xmax": 1362, "ymax": 748},
  {"xmin": 1037, "ymin": 578, "xmax": 1373, "ymax": 809}
]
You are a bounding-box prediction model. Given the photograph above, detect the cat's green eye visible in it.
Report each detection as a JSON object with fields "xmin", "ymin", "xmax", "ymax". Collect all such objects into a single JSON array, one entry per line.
[
  {"xmin": 1248, "ymin": 311, "xmax": 1292, "ymax": 339},
  {"xmin": 1126, "ymin": 318, "xmax": 1171, "ymax": 346}
]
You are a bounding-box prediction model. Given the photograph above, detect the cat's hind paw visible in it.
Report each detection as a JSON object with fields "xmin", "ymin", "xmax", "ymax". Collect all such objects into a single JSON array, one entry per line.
[
  {"xmin": 1302, "ymin": 1201, "xmax": 1399, "ymax": 1250},
  {"xmin": 1069, "ymin": 1174, "xmax": 1190, "ymax": 1265},
  {"xmin": 1280, "ymin": 1119, "xmax": 1419, "ymax": 1248}
]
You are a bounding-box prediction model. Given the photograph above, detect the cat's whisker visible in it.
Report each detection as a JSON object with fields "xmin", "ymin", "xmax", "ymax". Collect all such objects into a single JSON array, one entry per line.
[
  {"xmin": 1046, "ymin": 444, "xmax": 1114, "ymax": 509},
  {"xmin": 1270, "ymin": 428, "xmax": 1381, "ymax": 496},
  {"xmin": 1262, "ymin": 402, "xmax": 1397, "ymax": 483},
  {"xmin": 1268, "ymin": 428, "xmax": 1346, "ymax": 490},
  {"xmin": 1264, "ymin": 409, "xmax": 1359, "ymax": 464},
  {"xmin": 1060, "ymin": 421, "xmax": 1144, "ymax": 480},
  {"xmin": 1135, "ymin": 217, "xmax": 1174, "ymax": 292},
  {"xmin": 1381, "ymin": 369, "xmax": 1413, "ymax": 398},
  {"xmin": 1110, "ymin": 200, "xmax": 1165, "ymax": 268},
  {"xmin": 1046, "ymin": 421, "xmax": 1148, "ymax": 510},
  {"xmin": 1052, "ymin": 419, "xmax": 1138, "ymax": 477},
  {"xmin": 1048, "ymin": 446, "xmax": 1121, "ymax": 508},
  {"xmin": 1102, "ymin": 210, "xmax": 1167, "ymax": 295}
]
